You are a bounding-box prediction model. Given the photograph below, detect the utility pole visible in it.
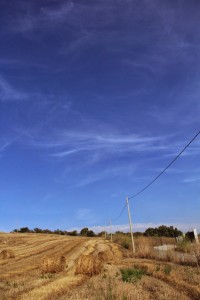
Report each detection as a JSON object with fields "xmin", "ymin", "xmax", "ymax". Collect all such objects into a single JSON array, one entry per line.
[
  {"xmin": 126, "ymin": 196, "xmax": 135, "ymax": 253},
  {"xmin": 109, "ymin": 219, "xmax": 113, "ymax": 242},
  {"xmin": 103, "ymin": 226, "xmax": 107, "ymax": 239}
]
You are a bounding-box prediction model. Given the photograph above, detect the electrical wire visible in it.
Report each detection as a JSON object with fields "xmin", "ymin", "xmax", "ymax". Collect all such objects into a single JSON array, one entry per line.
[
  {"xmin": 129, "ymin": 130, "xmax": 200, "ymax": 200},
  {"xmin": 110, "ymin": 130, "xmax": 200, "ymax": 225},
  {"xmin": 112, "ymin": 202, "xmax": 127, "ymax": 222}
]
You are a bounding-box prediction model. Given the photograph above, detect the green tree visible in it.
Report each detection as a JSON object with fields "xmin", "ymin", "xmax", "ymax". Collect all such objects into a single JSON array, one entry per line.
[
  {"xmin": 19, "ymin": 227, "xmax": 30, "ymax": 233},
  {"xmin": 80, "ymin": 227, "xmax": 89, "ymax": 236},
  {"xmin": 68, "ymin": 230, "xmax": 78, "ymax": 236},
  {"xmin": 34, "ymin": 228, "xmax": 43, "ymax": 233},
  {"xmin": 144, "ymin": 225, "xmax": 182, "ymax": 237},
  {"xmin": 87, "ymin": 230, "xmax": 95, "ymax": 237}
]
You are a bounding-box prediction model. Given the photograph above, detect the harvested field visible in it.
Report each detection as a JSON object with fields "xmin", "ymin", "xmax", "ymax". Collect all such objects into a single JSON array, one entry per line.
[
  {"xmin": 0, "ymin": 233, "xmax": 122, "ymax": 300},
  {"xmin": 60, "ymin": 257, "xmax": 200, "ymax": 300},
  {"xmin": 0, "ymin": 233, "xmax": 200, "ymax": 300}
]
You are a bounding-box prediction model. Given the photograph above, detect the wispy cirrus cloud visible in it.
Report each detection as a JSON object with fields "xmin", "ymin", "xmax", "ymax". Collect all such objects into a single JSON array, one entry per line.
[
  {"xmin": 10, "ymin": 0, "xmax": 198, "ymax": 50},
  {"xmin": 33, "ymin": 131, "xmax": 169, "ymax": 156},
  {"xmin": 0, "ymin": 141, "xmax": 13, "ymax": 153},
  {"xmin": 41, "ymin": 2, "xmax": 74, "ymax": 22},
  {"xmin": 0, "ymin": 75, "xmax": 72, "ymax": 111},
  {"xmin": 0, "ymin": 58, "xmax": 48, "ymax": 70},
  {"xmin": 0, "ymin": 59, "xmax": 21, "ymax": 65},
  {"xmin": 12, "ymin": 1, "xmax": 114, "ymax": 33},
  {"xmin": 183, "ymin": 176, "xmax": 200, "ymax": 183},
  {"xmin": 0, "ymin": 76, "xmax": 27, "ymax": 102},
  {"xmin": 74, "ymin": 164, "xmax": 137, "ymax": 187},
  {"xmin": 0, "ymin": 135, "xmax": 22, "ymax": 155}
]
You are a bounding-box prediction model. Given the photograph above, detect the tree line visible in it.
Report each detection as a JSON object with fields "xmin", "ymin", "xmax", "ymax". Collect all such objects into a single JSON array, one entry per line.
[
  {"xmin": 11, "ymin": 227, "xmax": 97, "ymax": 237},
  {"xmin": 12, "ymin": 225, "xmax": 183, "ymax": 238}
]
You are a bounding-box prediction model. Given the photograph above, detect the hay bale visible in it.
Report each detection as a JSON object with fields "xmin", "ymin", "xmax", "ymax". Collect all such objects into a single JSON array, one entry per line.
[
  {"xmin": 98, "ymin": 250, "xmax": 114, "ymax": 263},
  {"xmin": 0, "ymin": 249, "xmax": 15, "ymax": 259},
  {"xmin": 75, "ymin": 254, "xmax": 102, "ymax": 276},
  {"xmin": 41, "ymin": 255, "xmax": 67, "ymax": 273}
]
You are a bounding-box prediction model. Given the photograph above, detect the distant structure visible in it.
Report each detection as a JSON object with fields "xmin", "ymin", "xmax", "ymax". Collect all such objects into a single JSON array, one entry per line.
[
  {"xmin": 185, "ymin": 228, "xmax": 199, "ymax": 244},
  {"xmin": 176, "ymin": 236, "xmax": 184, "ymax": 243},
  {"xmin": 193, "ymin": 228, "xmax": 199, "ymax": 244}
]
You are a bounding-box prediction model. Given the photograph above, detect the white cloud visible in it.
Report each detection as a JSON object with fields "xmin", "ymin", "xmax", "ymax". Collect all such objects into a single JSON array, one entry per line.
[
  {"xmin": 71, "ymin": 222, "xmax": 200, "ymax": 234},
  {"xmin": 0, "ymin": 135, "xmax": 22, "ymax": 154},
  {"xmin": 41, "ymin": 2, "xmax": 74, "ymax": 21},
  {"xmin": 183, "ymin": 176, "xmax": 200, "ymax": 183},
  {"xmin": 0, "ymin": 76, "xmax": 27, "ymax": 102},
  {"xmin": 74, "ymin": 164, "xmax": 137, "ymax": 187},
  {"xmin": 39, "ymin": 131, "xmax": 169, "ymax": 157}
]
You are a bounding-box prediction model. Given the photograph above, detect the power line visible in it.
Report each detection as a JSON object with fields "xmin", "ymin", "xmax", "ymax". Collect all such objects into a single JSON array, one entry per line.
[
  {"xmin": 129, "ymin": 130, "xmax": 200, "ymax": 200},
  {"xmin": 110, "ymin": 130, "xmax": 199, "ymax": 228},
  {"xmin": 112, "ymin": 202, "xmax": 127, "ymax": 222}
]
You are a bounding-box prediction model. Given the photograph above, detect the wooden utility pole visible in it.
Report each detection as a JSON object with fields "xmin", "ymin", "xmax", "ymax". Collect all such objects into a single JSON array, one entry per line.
[
  {"xmin": 109, "ymin": 219, "xmax": 113, "ymax": 242},
  {"xmin": 103, "ymin": 226, "xmax": 107, "ymax": 239},
  {"xmin": 126, "ymin": 196, "xmax": 135, "ymax": 253}
]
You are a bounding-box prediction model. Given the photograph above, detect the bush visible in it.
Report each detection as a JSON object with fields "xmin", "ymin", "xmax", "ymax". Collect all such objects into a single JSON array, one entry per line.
[
  {"xmin": 120, "ymin": 267, "xmax": 147, "ymax": 283},
  {"xmin": 176, "ymin": 239, "xmax": 190, "ymax": 253},
  {"xmin": 87, "ymin": 230, "xmax": 95, "ymax": 237},
  {"xmin": 19, "ymin": 227, "xmax": 31, "ymax": 233},
  {"xmin": 80, "ymin": 227, "xmax": 89, "ymax": 236},
  {"xmin": 121, "ymin": 240, "xmax": 130, "ymax": 249},
  {"xmin": 113, "ymin": 234, "xmax": 131, "ymax": 250},
  {"xmin": 68, "ymin": 230, "xmax": 78, "ymax": 236},
  {"xmin": 163, "ymin": 265, "xmax": 172, "ymax": 275}
]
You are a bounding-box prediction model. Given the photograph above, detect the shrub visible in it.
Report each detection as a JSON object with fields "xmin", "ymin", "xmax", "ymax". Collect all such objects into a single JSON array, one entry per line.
[
  {"xmin": 121, "ymin": 240, "xmax": 130, "ymax": 249},
  {"xmin": 87, "ymin": 230, "xmax": 95, "ymax": 237},
  {"xmin": 176, "ymin": 239, "xmax": 191, "ymax": 253},
  {"xmin": 113, "ymin": 234, "xmax": 131, "ymax": 250},
  {"xmin": 120, "ymin": 267, "xmax": 146, "ymax": 283},
  {"xmin": 68, "ymin": 230, "xmax": 78, "ymax": 236},
  {"xmin": 163, "ymin": 265, "xmax": 172, "ymax": 275},
  {"xmin": 80, "ymin": 227, "xmax": 89, "ymax": 236}
]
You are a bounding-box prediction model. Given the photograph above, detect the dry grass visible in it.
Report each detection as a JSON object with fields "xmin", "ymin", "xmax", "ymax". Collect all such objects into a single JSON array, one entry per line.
[
  {"xmin": 113, "ymin": 234, "xmax": 200, "ymax": 266},
  {"xmin": 191, "ymin": 244, "xmax": 200, "ymax": 268},
  {"xmin": 61, "ymin": 258, "xmax": 200, "ymax": 300},
  {"xmin": 113, "ymin": 234, "xmax": 175, "ymax": 249}
]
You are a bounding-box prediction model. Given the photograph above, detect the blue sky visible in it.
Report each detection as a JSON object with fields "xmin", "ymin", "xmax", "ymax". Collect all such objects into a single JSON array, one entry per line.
[{"xmin": 0, "ymin": 0, "xmax": 200, "ymax": 233}]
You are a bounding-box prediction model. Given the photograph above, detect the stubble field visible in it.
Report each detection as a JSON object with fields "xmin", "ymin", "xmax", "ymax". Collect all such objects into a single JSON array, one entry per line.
[{"xmin": 0, "ymin": 233, "xmax": 200, "ymax": 300}]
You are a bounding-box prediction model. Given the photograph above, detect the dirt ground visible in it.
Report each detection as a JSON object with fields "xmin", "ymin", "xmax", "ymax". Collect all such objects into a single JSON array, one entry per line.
[{"xmin": 0, "ymin": 233, "xmax": 200, "ymax": 300}]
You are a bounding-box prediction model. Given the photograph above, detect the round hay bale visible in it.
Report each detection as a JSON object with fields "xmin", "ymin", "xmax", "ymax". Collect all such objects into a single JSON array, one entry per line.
[
  {"xmin": 75, "ymin": 254, "xmax": 102, "ymax": 276},
  {"xmin": 0, "ymin": 250, "xmax": 15, "ymax": 259},
  {"xmin": 112, "ymin": 248, "xmax": 123, "ymax": 261},
  {"xmin": 41, "ymin": 255, "xmax": 67, "ymax": 273},
  {"xmin": 98, "ymin": 250, "xmax": 114, "ymax": 263}
]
